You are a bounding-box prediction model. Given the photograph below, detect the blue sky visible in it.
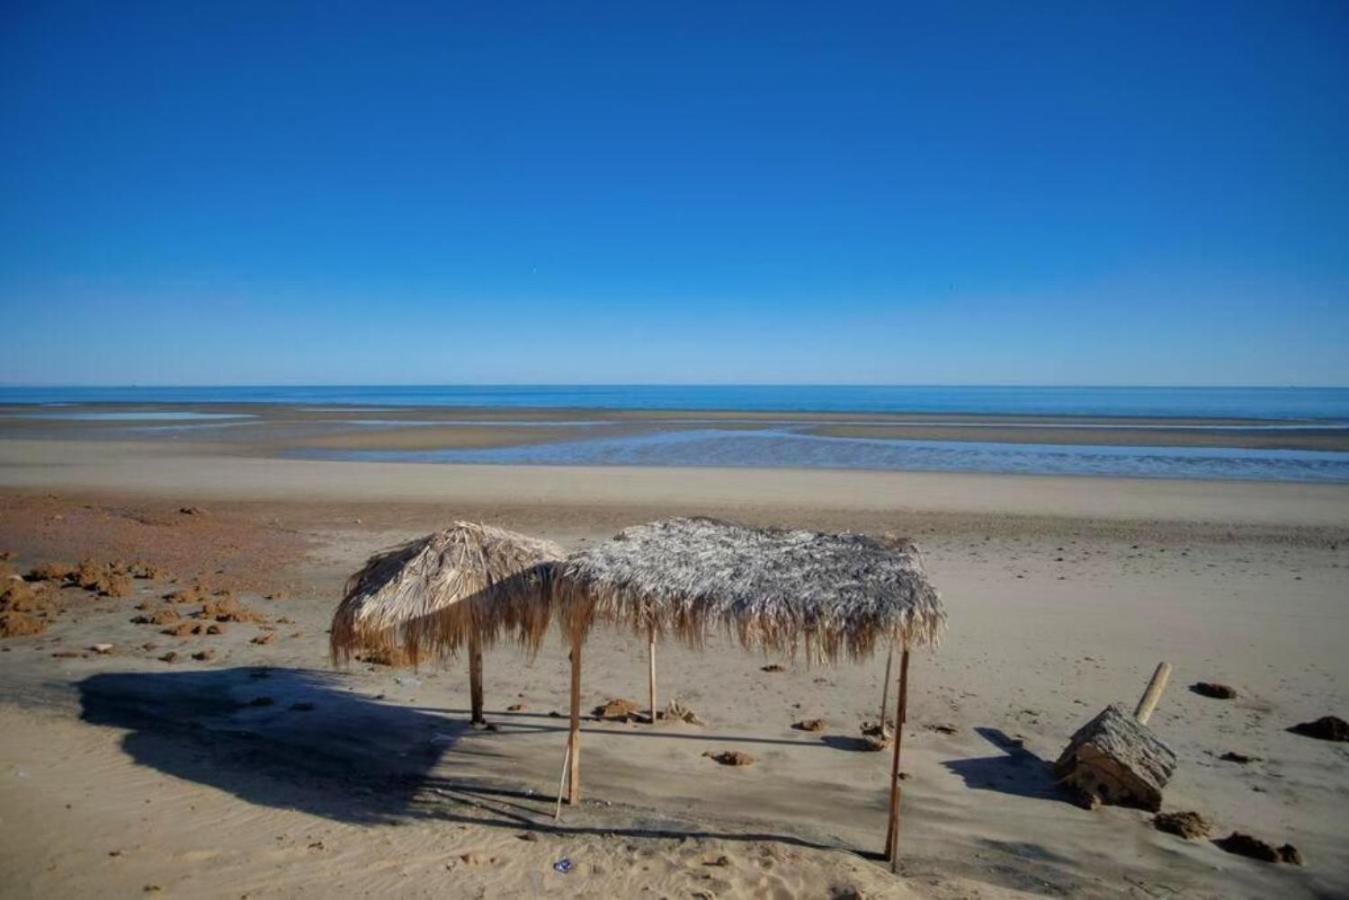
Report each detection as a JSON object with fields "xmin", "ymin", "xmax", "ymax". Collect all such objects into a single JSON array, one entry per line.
[{"xmin": 1, "ymin": 2, "xmax": 1346, "ymax": 386}]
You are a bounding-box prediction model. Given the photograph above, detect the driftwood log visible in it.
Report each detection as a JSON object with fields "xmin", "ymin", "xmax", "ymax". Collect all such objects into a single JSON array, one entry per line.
[{"xmin": 1054, "ymin": 703, "xmax": 1177, "ymax": 810}]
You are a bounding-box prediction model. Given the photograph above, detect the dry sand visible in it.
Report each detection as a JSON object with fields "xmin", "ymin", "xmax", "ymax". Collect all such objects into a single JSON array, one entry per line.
[{"xmin": 1, "ymin": 436, "xmax": 1347, "ymax": 898}]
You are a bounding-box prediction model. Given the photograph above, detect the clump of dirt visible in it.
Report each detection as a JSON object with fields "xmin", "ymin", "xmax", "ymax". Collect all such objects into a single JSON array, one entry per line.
[
  {"xmin": 760, "ymin": 664, "xmax": 786, "ymax": 673},
  {"xmin": 27, "ymin": 561, "xmax": 74, "ymax": 582},
  {"xmin": 593, "ymin": 698, "xmax": 643, "ymax": 721},
  {"xmin": 178, "ymin": 506, "xmax": 207, "ymax": 516},
  {"xmin": 1191, "ymin": 682, "xmax": 1237, "ymax": 700},
  {"xmin": 663, "ymin": 700, "xmax": 704, "ymax": 725},
  {"xmin": 206, "ymin": 624, "xmax": 226, "ymax": 636},
  {"xmin": 1154, "ymin": 811, "xmax": 1211, "ymax": 840},
  {"xmin": 793, "ymin": 719, "xmax": 827, "ymax": 732},
  {"xmin": 164, "ymin": 585, "xmax": 209, "ymax": 605},
  {"xmin": 506, "ymin": 703, "xmax": 526, "ymax": 712},
  {"xmin": 859, "ymin": 721, "xmax": 892, "ymax": 751},
  {"xmin": 128, "ymin": 561, "xmax": 164, "ymax": 580},
  {"xmin": 251, "ymin": 631, "xmax": 276, "ymax": 645},
  {"xmin": 356, "ymin": 647, "xmax": 411, "ymax": 666},
  {"xmin": 158, "ymin": 652, "xmax": 178, "ymax": 663},
  {"xmin": 2, "ymin": 579, "xmax": 46, "ymax": 612},
  {"xmin": 0, "ymin": 611, "xmax": 46, "ymax": 637},
  {"xmin": 163, "ymin": 622, "xmax": 203, "ymax": 638},
  {"xmin": 197, "ymin": 595, "xmax": 264, "ymax": 623},
  {"xmin": 1214, "ymin": 832, "xmax": 1302, "ymax": 865},
  {"xmin": 1220, "ymin": 751, "xmax": 1257, "ymax": 764},
  {"xmin": 96, "ymin": 572, "xmax": 133, "ymax": 598},
  {"xmin": 1, "ymin": 581, "xmax": 62, "ymax": 638},
  {"xmin": 133, "ymin": 607, "xmax": 182, "ymax": 626},
  {"xmin": 191, "ymin": 649, "xmax": 214, "ymax": 662},
  {"xmin": 73, "ymin": 559, "xmax": 106, "ymax": 590},
  {"xmin": 1287, "ymin": 716, "xmax": 1348, "ymax": 742},
  {"xmin": 703, "ymin": 750, "xmax": 755, "ymax": 766},
  {"xmin": 924, "ymin": 723, "xmax": 959, "ymax": 734}
]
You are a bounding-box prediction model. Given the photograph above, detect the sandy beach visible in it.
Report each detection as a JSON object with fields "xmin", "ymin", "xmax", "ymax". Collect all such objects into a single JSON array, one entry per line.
[{"xmin": 1, "ymin": 431, "xmax": 1347, "ymax": 899}]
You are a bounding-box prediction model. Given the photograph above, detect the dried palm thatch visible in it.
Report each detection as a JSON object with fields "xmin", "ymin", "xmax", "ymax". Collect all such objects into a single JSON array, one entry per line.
[
  {"xmin": 330, "ymin": 523, "xmax": 565, "ymax": 667},
  {"xmin": 554, "ymin": 517, "xmax": 944, "ymax": 662}
]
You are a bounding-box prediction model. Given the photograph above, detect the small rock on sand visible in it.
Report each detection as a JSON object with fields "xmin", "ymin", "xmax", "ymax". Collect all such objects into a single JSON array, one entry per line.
[
  {"xmin": 1220, "ymin": 751, "xmax": 1256, "ymax": 764},
  {"xmin": 593, "ymin": 698, "xmax": 642, "ymax": 721},
  {"xmin": 178, "ymin": 506, "xmax": 206, "ymax": 516},
  {"xmin": 506, "ymin": 703, "xmax": 526, "ymax": 712},
  {"xmin": 924, "ymin": 723, "xmax": 959, "ymax": 734},
  {"xmin": 90, "ymin": 643, "xmax": 113, "ymax": 654},
  {"xmin": 1214, "ymin": 832, "xmax": 1303, "ymax": 865},
  {"xmin": 760, "ymin": 664, "xmax": 786, "ymax": 673},
  {"xmin": 792, "ymin": 719, "xmax": 827, "ymax": 732},
  {"xmin": 1287, "ymin": 715, "xmax": 1348, "ymax": 742},
  {"xmin": 1154, "ymin": 811, "xmax": 1211, "ymax": 840},
  {"xmin": 190, "ymin": 649, "xmax": 214, "ymax": 662},
  {"xmin": 1191, "ymin": 682, "xmax": 1238, "ymax": 700},
  {"xmin": 158, "ymin": 652, "xmax": 178, "ymax": 663},
  {"xmin": 251, "ymin": 631, "xmax": 276, "ymax": 645},
  {"xmin": 703, "ymin": 750, "xmax": 755, "ymax": 766}
]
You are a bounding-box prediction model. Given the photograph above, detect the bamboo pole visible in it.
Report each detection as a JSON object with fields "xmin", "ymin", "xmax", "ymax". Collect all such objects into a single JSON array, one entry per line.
[
  {"xmin": 648, "ymin": 628, "xmax": 657, "ymax": 725},
  {"xmin": 1133, "ymin": 661, "xmax": 1172, "ymax": 726},
  {"xmin": 553, "ymin": 741, "xmax": 570, "ymax": 821},
  {"xmin": 878, "ymin": 643, "xmax": 895, "ymax": 730},
  {"xmin": 883, "ymin": 649, "xmax": 911, "ymax": 870},
  {"xmin": 468, "ymin": 632, "xmax": 485, "ymax": 725},
  {"xmin": 566, "ymin": 633, "xmax": 582, "ymax": 805}
]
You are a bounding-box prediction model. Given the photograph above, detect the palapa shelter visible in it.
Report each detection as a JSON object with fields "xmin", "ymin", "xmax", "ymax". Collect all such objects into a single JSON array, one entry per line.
[
  {"xmin": 551, "ymin": 516, "xmax": 945, "ymax": 868},
  {"xmin": 330, "ymin": 522, "xmax": 565, "ymax": 724}
]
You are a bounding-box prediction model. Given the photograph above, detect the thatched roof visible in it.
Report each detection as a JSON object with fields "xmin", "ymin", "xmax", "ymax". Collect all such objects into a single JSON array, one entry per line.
[
  {"xmin": 553, "ymin": 517, "xmax": 944, "ymax": 662},
  {"xmin": 330, "ymin": 522, "xmax": 565, "ymax": 667}
]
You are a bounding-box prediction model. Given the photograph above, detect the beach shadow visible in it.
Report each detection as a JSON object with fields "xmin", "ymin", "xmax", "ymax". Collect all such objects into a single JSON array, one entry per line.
[
  {"xmin": 821, "ymin": 735, "xmax": 887, "ymax": 753},
  {"xmin": 942, "ymin": 727, "xmax": 1069, "ymax": 803},
  {"xmin": 76, "ymin": 667, "xmax": 845, "ymax": 851}
]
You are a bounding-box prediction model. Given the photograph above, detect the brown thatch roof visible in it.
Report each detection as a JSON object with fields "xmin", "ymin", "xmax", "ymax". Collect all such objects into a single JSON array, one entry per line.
[
  {"xmin": 553, "ymin": 517, "xmax": 944, "ymax": 662},
  {"xmin": 330, "ymin": 522, "xmax": 565, "ymax": 667}
]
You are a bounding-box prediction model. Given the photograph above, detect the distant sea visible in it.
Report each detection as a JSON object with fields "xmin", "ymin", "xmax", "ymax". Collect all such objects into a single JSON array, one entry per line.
[
  {"xmin": 3, "ymin": 384, "xmax": 1349, "ymax": 420},
  {"xmin": 5, "ymin": 385, "xmax": 1349, "ymax": 482}
]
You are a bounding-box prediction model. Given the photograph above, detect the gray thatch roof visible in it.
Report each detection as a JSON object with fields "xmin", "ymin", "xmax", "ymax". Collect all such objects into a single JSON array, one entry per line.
[
  {"xmin": 553, "ymin": 517, "xmax": 944, "ymax": 662},
  {"xmin": 330, "ymin": 522, "xmax": 565, "ymax": 667}
]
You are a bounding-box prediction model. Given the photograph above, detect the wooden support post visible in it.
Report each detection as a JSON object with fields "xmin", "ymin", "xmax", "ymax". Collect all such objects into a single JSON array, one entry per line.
[
  {"xmin": 1133, "ymin": 661, "xmax": 1172, "ymax": 726},
  {"xmin": 884, "ymin": 649, "xmax": 911, "ymax": 871},
  {"xmin": 468, "ymin": 633, "xmax": 485, "ymax": 725},
  {"xmin": 566, "ymin": 633, "xmax": 582, "ymax": 805},
  {"xmin": 878, "ymin": 644, "xmax": 894, "ymax": 730},
  {"xmin": 648, "ymin": 628, "xmax": 657, "ymax": 725}
]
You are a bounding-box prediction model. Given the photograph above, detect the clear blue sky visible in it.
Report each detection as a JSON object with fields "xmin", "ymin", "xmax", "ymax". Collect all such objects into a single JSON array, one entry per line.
[{"xmin": 2, "ymin": 1, "xmax": 1345, "ymax": 386}]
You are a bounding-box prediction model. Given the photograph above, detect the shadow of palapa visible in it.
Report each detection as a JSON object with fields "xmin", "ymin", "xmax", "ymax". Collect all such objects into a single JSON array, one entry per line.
[
  {"xmin": 77, "ymin": 666, "xmax": 849, "ymax": 851},
  {"xmin": 942, "ymin": 727, "xmax": 1072, "ymax": 804}
]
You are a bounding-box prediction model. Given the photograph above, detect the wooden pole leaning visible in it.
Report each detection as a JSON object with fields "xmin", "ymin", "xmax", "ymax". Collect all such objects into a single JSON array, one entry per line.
[{"xmin": 884, "ymin": 648, "xmax": 911, "ymax": 871}]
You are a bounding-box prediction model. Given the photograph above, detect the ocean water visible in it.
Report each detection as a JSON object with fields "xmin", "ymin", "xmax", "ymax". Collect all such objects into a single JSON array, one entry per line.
[
  {"xmin": 3, "ymin": 384, "xmax": 1349, "ymax": 420},
  {"xmin": 294, "ymin": 426, "xmax": 1349, "ymax": 484}
]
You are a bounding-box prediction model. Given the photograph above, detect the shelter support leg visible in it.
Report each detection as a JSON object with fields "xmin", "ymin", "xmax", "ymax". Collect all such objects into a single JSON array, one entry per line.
[
  {"xmin": 567, "ymin": 634, "xmax": 582, "ymax": 805},
  {"xmin": 648, "ymin": 629, "xmax": 657, "ymax": 725},
  {"xmin": 879, "ymin": 644, "xmax": 894, "ymax": 729},
  {"xmin": 468, "ymin": 633, "xmax": 485, "ymax": 725},
  {"xmin": 884, "ymin": 649, "xmax": 911, "ymax": 871}
]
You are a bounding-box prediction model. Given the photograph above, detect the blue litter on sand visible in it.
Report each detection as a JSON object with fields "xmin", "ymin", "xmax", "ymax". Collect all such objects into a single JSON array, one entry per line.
[{"xmin": 553, "ymin": 858, "xmax": 572, "ymax": 873}]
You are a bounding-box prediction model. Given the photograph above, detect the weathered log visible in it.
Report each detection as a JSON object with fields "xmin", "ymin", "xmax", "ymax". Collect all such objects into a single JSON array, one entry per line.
[{"xmin": 1054, "ymin": 704, "xmax": 1177, "ymax": 810}]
